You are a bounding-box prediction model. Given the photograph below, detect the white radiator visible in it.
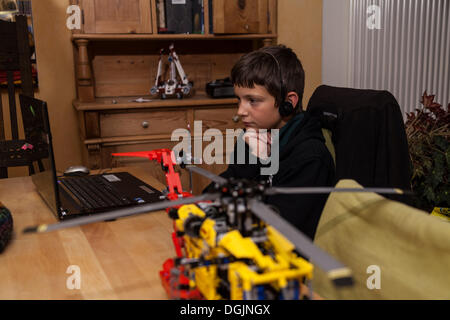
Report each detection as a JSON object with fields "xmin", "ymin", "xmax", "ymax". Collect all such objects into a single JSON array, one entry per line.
[{"xmin": 348, "ymin": 0, "xmax": 450, "ymax": 115}]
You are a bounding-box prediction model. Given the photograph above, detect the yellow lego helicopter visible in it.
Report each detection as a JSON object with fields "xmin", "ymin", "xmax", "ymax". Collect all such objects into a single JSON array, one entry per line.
[{"xmin": 23, "ymin": 150, "xmax": 410, "ymax": 300}]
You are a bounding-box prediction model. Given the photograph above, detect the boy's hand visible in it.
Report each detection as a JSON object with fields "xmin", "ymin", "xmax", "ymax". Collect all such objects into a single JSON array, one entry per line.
[{"xmin": 243, "ymin": 129, "xmax": 272, "ymax": 160}]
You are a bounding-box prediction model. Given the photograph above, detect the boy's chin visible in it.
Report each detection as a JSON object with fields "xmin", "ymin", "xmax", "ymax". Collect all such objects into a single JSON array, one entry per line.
[
  {"xmin": 243, "ymin": 122, "xmax": 257, "ymax": 129},
  {"xmin": 244, "ymin": 127, "xmax": 270, "ymax": 133},
  {"xmin": 243, "ymin": 123, "xmax": 275, "ymax": 130}
]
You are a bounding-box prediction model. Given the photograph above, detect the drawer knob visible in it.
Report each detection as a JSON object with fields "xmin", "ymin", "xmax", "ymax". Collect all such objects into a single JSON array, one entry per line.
[
  {"xmin": 232, "ymin": 115, "xmax": 240, "ymax": 123},
  {"xmin": 142, "ymin": 121, "xmax": 149, "ymax": 129}
]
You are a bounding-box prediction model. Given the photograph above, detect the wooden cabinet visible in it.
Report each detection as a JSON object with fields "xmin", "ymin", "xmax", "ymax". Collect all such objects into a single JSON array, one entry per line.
[
  {"xmin": 80, "ymin": 0, "xmax": 153, "ymax": 33},
  {"xmin": 71, "ymin": 0, "xmax": 277, "ymax": 193},
  {"xmin": 212, "ymin": 0, "xmax": 277, "ymax": 34},
  {"xmin": 213, "ymin": 0, "xmax": 264, "ymax": 33}
]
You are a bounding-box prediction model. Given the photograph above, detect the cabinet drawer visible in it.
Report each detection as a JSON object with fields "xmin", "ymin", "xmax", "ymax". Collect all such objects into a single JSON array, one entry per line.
[
  {"xmin": 100, "ymin": 110, "xmax": 188, "ymax": 137},
  {"xmin": 195, "ymin": 107, "xmax": 242, "ymax": 132}
]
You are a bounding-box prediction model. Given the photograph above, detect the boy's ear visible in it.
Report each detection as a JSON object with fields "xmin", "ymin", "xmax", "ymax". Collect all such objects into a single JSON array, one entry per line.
[{"xmin": 286, "ymin": 91, "xmax": 300, "ymax": 109}]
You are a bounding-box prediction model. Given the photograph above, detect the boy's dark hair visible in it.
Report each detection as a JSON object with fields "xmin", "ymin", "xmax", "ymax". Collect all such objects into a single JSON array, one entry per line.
[{"xmin": 231, "ymin": 44, "xmax": 305, "ymax": 111}]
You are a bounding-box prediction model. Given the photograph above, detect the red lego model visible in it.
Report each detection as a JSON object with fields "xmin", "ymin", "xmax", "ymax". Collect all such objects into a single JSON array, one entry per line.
[{"xmin": 112, "ymin": 149, "xmax": 205, "ymax": 299}]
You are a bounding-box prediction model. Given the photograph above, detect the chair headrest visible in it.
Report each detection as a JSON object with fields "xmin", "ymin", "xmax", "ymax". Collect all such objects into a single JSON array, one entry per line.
[
  {"xmin": 308, "ymin": 85, "xmax": 400, "ymax": 113},
  {"xmin": 307, "ymin": 85, "xmax": 403, "ymax": 130}
]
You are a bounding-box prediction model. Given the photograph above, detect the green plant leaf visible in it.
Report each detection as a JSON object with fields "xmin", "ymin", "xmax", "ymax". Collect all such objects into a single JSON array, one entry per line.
[
  {"xmin": 434, "ymin": 135, "xmax": 448, "ymax": 150},
  {"xmin": 424, "ymin": 185, "xmax": 435, "ymax": 203},
  {"xmin": 405, "ymin": 92, "xmax": 449, "ymax": 210}
]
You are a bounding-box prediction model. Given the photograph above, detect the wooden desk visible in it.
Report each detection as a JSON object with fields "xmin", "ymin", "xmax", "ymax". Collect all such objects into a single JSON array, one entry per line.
[
  {"xmin": 0, "ymin": 167, "xmax": 174, "ymax": 299},
  {"xmin": 0, "ymin": 166, "xmax": 323, "ymax": 300}
]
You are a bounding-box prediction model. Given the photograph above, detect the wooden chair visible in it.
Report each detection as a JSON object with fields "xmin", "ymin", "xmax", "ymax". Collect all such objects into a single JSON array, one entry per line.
[{"xmin": 0, "ymin": 15, "xmax": 42, "ymax": 178}]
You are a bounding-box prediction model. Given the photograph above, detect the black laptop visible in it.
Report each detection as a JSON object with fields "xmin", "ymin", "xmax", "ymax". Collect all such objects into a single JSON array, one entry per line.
[{"xmin": 20, "ymin": 95, "xmax": 163, "ymax": 220}]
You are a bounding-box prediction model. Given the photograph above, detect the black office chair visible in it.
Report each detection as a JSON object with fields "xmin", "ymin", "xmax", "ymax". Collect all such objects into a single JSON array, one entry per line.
[
  {"xmin": 307, "ymin": 85, "xmax": 413, "ymax": 204},
  {"xmin": 0, "ymin": 15, "xmax": 43, "ymax": 178}
]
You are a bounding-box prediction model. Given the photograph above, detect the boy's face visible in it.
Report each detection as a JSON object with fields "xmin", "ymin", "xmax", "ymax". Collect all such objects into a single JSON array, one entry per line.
[{"xmin": 235, "ymin": 85, "xmax": 283, "ymax": 130}]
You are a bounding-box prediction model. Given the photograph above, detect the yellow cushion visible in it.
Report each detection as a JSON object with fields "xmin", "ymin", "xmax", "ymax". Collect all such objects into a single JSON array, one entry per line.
[
  {"xmin": 313, "ymin": 179, "xmax": 450, "ymax": 299},
  {"xmin": 321, "ymin": 128, "xmax": 336, "ymax": 166}
]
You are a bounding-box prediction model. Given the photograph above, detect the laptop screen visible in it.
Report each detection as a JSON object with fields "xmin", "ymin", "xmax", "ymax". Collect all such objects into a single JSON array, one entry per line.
[
  {"xmin": 21, "ymin": 95, "xmax": 164, "ymax": 220},
  {"xmin": 19, "ymin": 94, "xmax": 62, "ymax": 218}
]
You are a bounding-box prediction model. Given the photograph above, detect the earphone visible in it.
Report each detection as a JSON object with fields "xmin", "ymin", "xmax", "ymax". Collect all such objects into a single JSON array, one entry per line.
[{"xmin": 262, "ymin": 51, "xmax": 295, "ymax": 117}]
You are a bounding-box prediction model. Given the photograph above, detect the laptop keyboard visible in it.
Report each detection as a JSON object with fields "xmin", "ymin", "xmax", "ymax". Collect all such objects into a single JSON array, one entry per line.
[{"xmin": 60, "ymin": 176, "xmax": 132, "ymax": 210}]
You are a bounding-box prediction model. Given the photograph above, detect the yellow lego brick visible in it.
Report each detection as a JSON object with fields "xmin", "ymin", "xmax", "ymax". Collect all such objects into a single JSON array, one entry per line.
[
  {"xmin": 177, "ymin": 204, "xmax": 206, "ymax": 219},
  {"xmin": 193, "ymin": 265, "xmax": 222, "ymax": 300},
  {"xmin": 219, "ymin": 231, "xmax": 275, "ymax": 269},
  {"xmin": 266, "ymin": 225, "xmax": 295, "ymax": 252},
  {"xmin": 431, "ymin": 207, "xmax": 450, "ymax": 222},
  {"xmin": 175, "ymin": 204, "xmax": 206, "ymax": 232},
  {"xmin": 200, "ymin": 219, "xmax": 217, "ymax": 247}
]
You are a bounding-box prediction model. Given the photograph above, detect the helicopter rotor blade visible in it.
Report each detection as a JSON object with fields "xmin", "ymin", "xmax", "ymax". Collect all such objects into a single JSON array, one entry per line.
[
  {"xmin": 265, "ymin": 186, "xmax": 412, "ymax": 196},
  {"xmin": 23, "ymin": 193, "xmax": 219, "ymax": 234},
  {"xmin": 249, "ymin": 199, "xmax": 353, "ymax": 287},
  {"xmin": 185, "ymin": 165, "xmax": 228, "ymax": 185}
]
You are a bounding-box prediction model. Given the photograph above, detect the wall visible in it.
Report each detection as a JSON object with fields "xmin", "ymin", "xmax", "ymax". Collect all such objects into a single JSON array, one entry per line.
[
  {"xmin": 1, "ymin": 0, "xmax": 82, "ymax": 177},
  {"xmin": 322, "ymin": 0, "xmax": 350, "ymax": 87},
  {"xmin": 277, "ymin": 0, "xmax": 323, "ymax": 109}
]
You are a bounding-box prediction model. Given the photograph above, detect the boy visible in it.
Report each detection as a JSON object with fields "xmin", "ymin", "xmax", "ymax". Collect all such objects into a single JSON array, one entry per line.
[{"xmin": 208, "ymin": 45, "xmax": 335, "ymax": 240}]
